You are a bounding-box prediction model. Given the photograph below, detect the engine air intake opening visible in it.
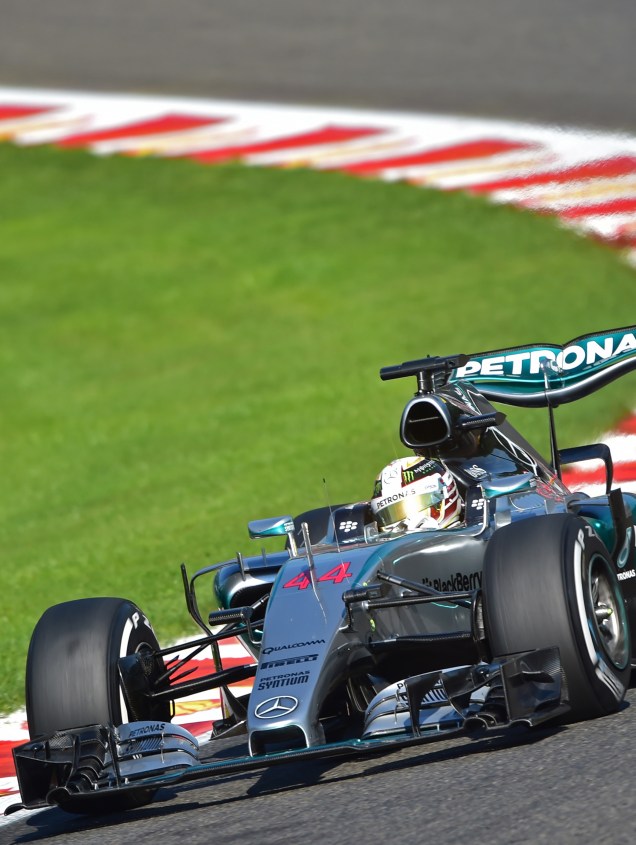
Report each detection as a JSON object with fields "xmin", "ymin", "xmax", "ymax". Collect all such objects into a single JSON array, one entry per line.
[{"xmin": 400, "ymin": 396, "xmax": 452, "ymax": 449}]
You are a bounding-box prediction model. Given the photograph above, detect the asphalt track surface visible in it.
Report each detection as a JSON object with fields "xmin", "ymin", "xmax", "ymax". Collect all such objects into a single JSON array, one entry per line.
[
  {"xmin": 0, "ymin": 0, "xmax": 635, "ymax": 132},
  {"xmin": 3, "ymin": 3, "xmax": 636, "ymax": 843},
  {"xmin": 5, "ymin": 691, "xmax": 636, "ymax": 845}
]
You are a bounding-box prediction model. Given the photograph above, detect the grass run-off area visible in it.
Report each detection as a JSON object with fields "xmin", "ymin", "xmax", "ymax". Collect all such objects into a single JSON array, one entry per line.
[{"xmin": 1, "ymin": 142, "xmax": 635, "ymax": 714}]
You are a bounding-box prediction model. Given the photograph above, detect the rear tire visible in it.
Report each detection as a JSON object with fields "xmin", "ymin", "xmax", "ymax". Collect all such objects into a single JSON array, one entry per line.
[
  {"xmin": 482, "ymin": 514, "xmax": 630, "ymax": 721},
  {"xmin": 26, "ymin": 597, "xmax": 170, "ymax": 813}
]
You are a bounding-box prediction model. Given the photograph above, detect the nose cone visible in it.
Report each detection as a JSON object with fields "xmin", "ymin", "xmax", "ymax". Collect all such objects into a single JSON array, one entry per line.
[{"xmin": 246, "ymin": 547, "xmax": 373, "ymax": 754}]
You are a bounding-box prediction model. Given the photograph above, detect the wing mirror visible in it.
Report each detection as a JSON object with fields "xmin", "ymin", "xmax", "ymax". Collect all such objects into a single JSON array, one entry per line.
[{"xmin": 248, "ymin": 515, "xmax": 298, "ymax": 556}]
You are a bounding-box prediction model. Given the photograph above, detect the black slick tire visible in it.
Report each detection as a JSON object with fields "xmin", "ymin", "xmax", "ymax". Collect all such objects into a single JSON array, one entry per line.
[
  {"xmin": 26, "ymin": 597, "xmax": 169, "ymax": 813},
  {"xmin": 482, "ymin": 514, "xmax": 630, "ymax": 721}
]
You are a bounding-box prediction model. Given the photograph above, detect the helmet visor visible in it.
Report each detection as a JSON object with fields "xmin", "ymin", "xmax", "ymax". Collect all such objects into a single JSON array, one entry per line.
[{"xmin": 374, "ymin": 490, "xmax": 442, "ymax": 530}]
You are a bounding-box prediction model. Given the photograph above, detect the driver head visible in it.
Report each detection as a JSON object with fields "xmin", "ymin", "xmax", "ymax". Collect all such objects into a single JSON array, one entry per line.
[{"xmin": 370, "ymin": 457, "xmax": 461, "ymax": 532}]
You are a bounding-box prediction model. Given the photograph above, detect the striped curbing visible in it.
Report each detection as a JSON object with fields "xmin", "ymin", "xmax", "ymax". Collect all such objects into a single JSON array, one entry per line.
[{"xmin": 2, "ymin": 87, "xmax": 636, "ymax": 261}]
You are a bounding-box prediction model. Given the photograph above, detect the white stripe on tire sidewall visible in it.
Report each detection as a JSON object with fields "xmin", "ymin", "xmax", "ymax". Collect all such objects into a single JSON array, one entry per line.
[
  {"xmin": 573, "ymin": 533, "xmax": 624, "ymax": 700},
  {"xmin": 118, "ymin": 616, "xmax": 134, "ymax": 723}
]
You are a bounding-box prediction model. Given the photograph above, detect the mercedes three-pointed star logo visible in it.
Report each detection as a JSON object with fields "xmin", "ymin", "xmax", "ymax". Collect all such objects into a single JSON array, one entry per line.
[{"xmin": 254, "ymin": 696, "xmax": 299, "ymax": 719}]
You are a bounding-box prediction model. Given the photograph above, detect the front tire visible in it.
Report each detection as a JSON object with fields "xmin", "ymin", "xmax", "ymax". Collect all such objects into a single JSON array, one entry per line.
[
  {"xmin": 26, "ymin": 597, "xmax": 170, "ymax": 813},
  {"xmin": 482, "ymin": 514, "xmax": 630, "ymax": 722}
]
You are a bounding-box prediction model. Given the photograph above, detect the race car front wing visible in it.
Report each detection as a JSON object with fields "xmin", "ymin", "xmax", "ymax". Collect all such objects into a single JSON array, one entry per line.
[{"xmin": 8, "ymin": 647, "xmax": 567, "ymax": 814}]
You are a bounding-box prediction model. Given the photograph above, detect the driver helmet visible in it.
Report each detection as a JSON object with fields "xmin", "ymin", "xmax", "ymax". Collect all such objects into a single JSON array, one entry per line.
[{"xmin": 370, "ymin": 457, "xmax": 461, "ymax": 532}]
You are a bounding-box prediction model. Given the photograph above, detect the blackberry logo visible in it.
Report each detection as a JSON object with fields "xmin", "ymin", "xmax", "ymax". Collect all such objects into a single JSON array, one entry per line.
[{"xmin": 339, "ymin": 520, "xmax": 358, "ymax": 533}]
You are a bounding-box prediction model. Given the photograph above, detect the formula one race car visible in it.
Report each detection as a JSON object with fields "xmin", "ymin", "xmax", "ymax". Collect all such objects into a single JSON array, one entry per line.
[{"xmin": 9, "ymin": 326, "xmax": 636, "ymax": 816}]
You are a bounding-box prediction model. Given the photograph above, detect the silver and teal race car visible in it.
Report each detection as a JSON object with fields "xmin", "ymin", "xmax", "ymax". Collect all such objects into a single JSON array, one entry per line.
[{"xmin": 8, "ymin": 325, "xmax": 636, "ymax": 817}]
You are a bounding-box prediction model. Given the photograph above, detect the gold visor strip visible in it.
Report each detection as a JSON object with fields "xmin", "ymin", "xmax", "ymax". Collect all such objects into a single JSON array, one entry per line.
[{"xmin": 376, "ymin": 491, "xmax": 441, "ymax": 528}]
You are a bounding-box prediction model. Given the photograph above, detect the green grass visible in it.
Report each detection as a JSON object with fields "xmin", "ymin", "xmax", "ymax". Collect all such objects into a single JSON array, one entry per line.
[{"xmin": 0, "ymin": 142, "xmax": 635, "ymax": 714}]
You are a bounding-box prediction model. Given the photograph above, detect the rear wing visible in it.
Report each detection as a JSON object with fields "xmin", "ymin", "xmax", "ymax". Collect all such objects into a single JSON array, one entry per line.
[{"xmin": 448, "ymin": 326, "xmax": 636, "ymax": 407}]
